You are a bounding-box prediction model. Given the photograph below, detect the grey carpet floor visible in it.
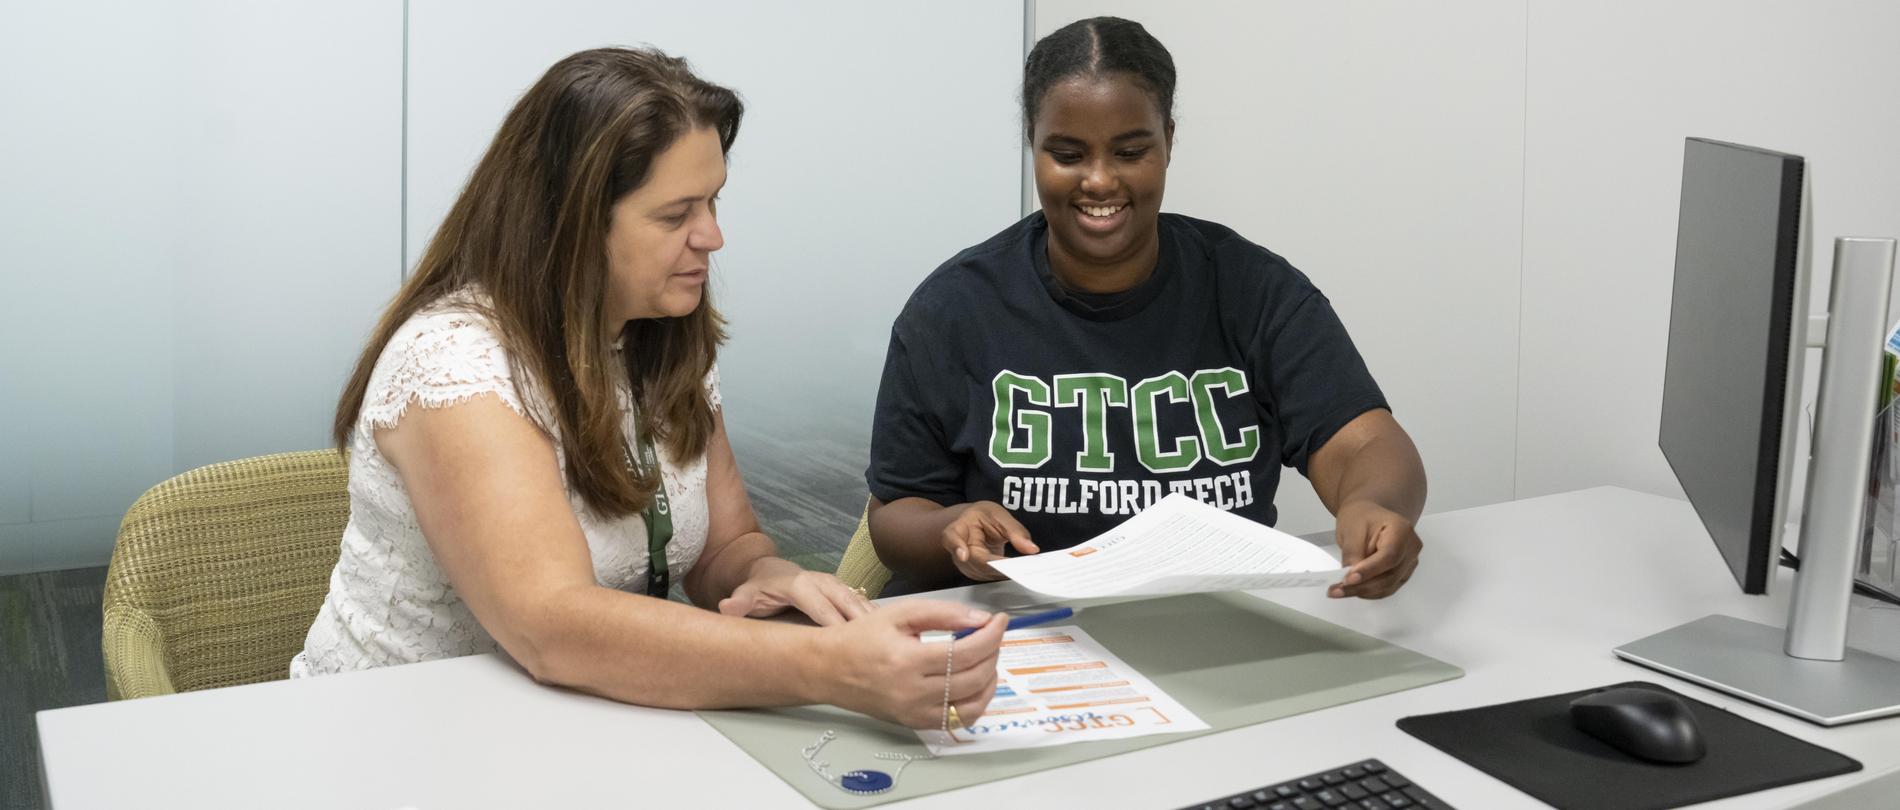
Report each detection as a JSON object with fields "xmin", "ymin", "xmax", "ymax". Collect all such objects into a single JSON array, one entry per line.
[
  {"xmin": 1, "ymin": 566, "xmax": 108, "ymax": 810},
  {"xmin": 0, "ymin": 432, "xmax": 868, "ymax": 809},
  {"xmin": 727, "ymin": 425, "xmax": 871, "ymax": 573}
]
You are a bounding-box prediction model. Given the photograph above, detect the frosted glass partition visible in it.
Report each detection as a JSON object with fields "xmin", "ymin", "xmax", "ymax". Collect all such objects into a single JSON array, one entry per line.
[
  {"xmin": 0, "ymin": 1, "xmax": 402, "ymax": 574},
  {"xmin": 0, "ymin": 1, "xmax": 180, "ymax": 573},
  {"xmin": 406, "ymin": 1, "xmax": 1026, "ymax": 530},
  {"xmin": 168, "ymin": 5, "xmax": 404, "ymax": 475}
]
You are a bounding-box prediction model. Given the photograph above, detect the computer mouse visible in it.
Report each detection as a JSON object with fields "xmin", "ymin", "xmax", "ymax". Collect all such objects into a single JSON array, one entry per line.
[{"xmin": 1568, "ymin": 686, "xmax": 1707, "ymax": 764}]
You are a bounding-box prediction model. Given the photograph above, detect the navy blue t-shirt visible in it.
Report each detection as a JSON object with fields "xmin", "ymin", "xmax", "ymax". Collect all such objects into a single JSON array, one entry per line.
[{"xmin": 867, "ymin": 212, "xmax": 1388, "ymax": 594}]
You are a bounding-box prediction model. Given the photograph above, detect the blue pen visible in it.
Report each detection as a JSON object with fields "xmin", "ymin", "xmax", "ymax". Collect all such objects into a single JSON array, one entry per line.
[{"xmin": 952, "ymin": 606, "xmax": 1074, "ymax": 640}]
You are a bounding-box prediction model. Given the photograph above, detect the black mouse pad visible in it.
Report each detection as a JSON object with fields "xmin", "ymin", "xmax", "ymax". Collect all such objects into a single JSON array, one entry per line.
[{"xmin": 1396, "ymin": 681, "xmax": 1861, "ymax": 810}]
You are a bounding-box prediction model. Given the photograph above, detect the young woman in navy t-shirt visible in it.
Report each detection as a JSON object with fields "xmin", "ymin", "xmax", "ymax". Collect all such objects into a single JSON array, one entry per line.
[{"xmin": 866, "ymin": 17, "xmax": 1429, "ymax": 599}]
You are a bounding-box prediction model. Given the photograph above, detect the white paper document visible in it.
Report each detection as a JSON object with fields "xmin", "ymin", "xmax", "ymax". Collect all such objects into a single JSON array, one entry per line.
[
  {"xmin": 988, "ymin": 493, "xmax": 1344, "ymax": 598},
  {"xmin": 916, "ymin": 625, "xmax": 1207, "ymax": 755}
]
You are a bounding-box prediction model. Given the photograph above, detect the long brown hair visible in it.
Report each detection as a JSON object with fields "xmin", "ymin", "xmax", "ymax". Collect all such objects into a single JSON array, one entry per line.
[{"xmin": 335, "ymin": 47, "xmax": 741, "ymax": 518}]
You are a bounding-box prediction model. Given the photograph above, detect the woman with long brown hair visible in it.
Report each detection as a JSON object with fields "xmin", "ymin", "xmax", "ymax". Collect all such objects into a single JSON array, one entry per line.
[{"xmin": 292, "ymin": 47, "xmax": 1005, "ymax": 730}]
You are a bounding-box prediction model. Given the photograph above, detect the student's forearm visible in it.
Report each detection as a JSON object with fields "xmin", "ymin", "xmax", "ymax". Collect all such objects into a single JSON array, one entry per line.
[
  {"xmin": 868, "ymin": 497, "xmax": 968, "ymax": 585},
  {"xmin": 521, "ymin": 584, "xmax": 836, "ymax": 709},
  {"xmin": 1324, "ymin": 430, "xmax": 1426, "ymax": 521}
]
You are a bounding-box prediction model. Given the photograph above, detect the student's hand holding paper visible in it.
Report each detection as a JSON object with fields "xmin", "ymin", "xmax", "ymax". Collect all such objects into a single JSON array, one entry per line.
[
  {"xmin": 990, "ymin": 495, "xmax": 1342, "ymax": 598},
  {"xmin": 1329, "ymin": 500, "xmax": 1423, "ymax": 600},
  {"xmin": 942, "ymin": 501, "xmax": 1040, "ymax": 581}
]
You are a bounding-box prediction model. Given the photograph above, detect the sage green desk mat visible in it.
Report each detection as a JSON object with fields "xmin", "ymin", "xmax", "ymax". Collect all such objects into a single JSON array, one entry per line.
[{"xmin": 698, "ymin": 591, "xmax": 1464, "ymax": 808}]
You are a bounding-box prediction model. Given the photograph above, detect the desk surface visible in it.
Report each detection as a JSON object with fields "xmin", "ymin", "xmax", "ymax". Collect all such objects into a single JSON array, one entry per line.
[{"xmin": 37, "ymin": 487, "xmax": 1900, "ymax": 809}]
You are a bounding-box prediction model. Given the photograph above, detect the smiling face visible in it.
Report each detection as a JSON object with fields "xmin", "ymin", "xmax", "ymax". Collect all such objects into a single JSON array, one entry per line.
[
  {"xmin": 1031, "ymin": 74, "xmax": 1171, "ymax": 293},
  {"xmin": 604, "ymin": 126, "xmax": 728, "ymax": 327}
]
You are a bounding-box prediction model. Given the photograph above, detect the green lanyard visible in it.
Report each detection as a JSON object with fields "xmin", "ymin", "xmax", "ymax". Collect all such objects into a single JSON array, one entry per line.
[{"xmin": 634, "ymin": 438, "xmax": 674, "ymax": 598}]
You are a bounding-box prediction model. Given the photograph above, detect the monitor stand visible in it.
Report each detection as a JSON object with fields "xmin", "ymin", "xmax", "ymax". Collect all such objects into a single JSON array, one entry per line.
[
  {"xmin": 1615, "ymin": 614, "xmax": 1900, "ymax": 726},
  {"xmin": 1619, "ymin": 237, "xmax": 1900, "ymax": 728}
]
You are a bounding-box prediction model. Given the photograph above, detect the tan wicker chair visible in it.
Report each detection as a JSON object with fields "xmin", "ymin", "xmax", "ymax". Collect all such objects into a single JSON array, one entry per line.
[
  {"xmin": 834, "ymin": 500, "xmax": 893, "ymax": 599},
  {"xmin": 102, "ymin": 449, "xmax": 348, "ymax": 700}
]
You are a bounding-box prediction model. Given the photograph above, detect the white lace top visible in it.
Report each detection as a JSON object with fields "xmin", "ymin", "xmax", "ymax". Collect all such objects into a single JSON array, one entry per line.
[{"xmin": 290, "ymin": 292, "xmax": 716, "ymax": 678}]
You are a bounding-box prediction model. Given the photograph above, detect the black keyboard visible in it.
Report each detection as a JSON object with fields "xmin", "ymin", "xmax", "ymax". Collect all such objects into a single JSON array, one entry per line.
[{"xmin": 1177, "ymin": 758, "xmax": 1454, "ymax": 810}]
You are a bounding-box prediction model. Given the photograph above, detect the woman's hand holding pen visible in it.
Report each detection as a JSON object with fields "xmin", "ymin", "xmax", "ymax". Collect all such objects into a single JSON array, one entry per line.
[
  {"xmin": 816, "ymin": 600, "xmax": 1007, "ymax": 729},
  {"xmin": 940, "ymin": 501, "xmax": 1039, "ymax": 581}
]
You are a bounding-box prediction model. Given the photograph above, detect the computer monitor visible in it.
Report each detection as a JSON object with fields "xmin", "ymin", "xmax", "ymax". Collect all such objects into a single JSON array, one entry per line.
[
  {"xmin": 1657, "ymin": 138, "xmax": 1805, "ymax": 596},
  {"xmin": 1616, "ymin": 137, "xmax": 1900, "ymax": 726}
]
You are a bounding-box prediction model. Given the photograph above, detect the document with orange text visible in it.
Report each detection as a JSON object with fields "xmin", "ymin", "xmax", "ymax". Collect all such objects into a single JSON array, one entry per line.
[
  {"xmin": 917, "ymin": 625, "xmax": 1207, "ymax": 755},
  {"xmin": 987, "ymin": 493, "xmax": 1343, "ymax": 598}
]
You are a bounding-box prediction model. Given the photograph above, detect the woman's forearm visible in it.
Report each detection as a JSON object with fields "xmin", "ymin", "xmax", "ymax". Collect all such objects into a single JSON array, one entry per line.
[
  {"xmin": 867, "ymin": 497, "xmax": 967, "ymax": 585},
  {"xmin": 524, "ymin": 584, "xmax": 836, "ymax": 709},
  {"xmin": 683, "ymin": 530, "xmax": 777, "ymax": 608}
]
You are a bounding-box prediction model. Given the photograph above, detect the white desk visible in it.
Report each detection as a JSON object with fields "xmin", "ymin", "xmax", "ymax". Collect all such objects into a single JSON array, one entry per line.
[{"xmin": 36, "ymin": 487, "xmax": 1900, "ymax": 809}]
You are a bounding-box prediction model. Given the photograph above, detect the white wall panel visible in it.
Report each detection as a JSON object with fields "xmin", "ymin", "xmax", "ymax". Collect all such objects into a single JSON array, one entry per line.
[
  {"xmin": 1035, "ymin": 1, "xmax": 1528, "ymax": 534},
  {"xmin": 1516, "ymin": 1, "xmax": 1900, "ymax": 506}
]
